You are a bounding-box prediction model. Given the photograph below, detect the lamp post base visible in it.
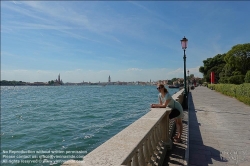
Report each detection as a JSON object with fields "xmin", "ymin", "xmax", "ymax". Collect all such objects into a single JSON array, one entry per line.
[{"xmin": 182, "ymin": 92, "xmax": 188, "ymax": 109}]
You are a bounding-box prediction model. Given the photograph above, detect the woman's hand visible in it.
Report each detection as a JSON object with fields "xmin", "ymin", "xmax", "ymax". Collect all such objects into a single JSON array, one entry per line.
[{"xmin": 151, "ymin": 104, "xmax": 155, "ymax": 108}]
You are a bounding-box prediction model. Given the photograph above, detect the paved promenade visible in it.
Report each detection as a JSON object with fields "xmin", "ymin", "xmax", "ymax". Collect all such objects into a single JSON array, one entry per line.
[{"xmin": 188, "ymin": 86, "xmax": 250, "ymax": 166}]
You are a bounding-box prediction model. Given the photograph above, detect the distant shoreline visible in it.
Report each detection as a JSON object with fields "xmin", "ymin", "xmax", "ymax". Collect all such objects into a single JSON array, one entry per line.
[
  {"xmin": 0, "ymin": 84, "xmax": 156, "ymax": 86},
  {"xmin": 1, "ymin": 79, "xmax": 187, "ymax": 87},
  {"xmin": 0, "ymin": 80, "xmax": 158, "ymax": 86}
]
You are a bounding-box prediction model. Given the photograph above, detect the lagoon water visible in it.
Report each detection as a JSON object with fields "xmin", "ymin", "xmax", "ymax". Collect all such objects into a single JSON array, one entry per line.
[{"xmin": 1, "ymin": 85, "xmax": 179, "ymax": 165}]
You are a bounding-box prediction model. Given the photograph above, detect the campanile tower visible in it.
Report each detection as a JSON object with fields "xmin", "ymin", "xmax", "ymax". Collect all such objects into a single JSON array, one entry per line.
[{"xmin": 108, "ymin": 75, "xmax": 111, "ymax": 83}]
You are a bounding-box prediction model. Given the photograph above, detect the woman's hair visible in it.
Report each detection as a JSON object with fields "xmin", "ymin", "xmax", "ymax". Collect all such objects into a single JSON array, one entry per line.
[{"xmin": 158, "ymin": 84, "xmax": 168, "ymax": 93}]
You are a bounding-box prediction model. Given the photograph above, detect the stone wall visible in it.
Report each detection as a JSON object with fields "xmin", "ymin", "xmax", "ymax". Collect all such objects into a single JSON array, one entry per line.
[{"xmin": 62, "ymin": 89, "xmax": 184, "ymax": 166}]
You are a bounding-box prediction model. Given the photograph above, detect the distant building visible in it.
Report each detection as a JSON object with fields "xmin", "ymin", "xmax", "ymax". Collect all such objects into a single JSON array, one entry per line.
[
  {"xmin": 108, "ymin": 75, "xmax": 111, "ymax": 83},
  {"xmin": 55, "ymin": 74, "xmax": 63, "ymax": 85},
  {"xmin": 157, "ymin": 80, "xmax": 168, "ymax": 85},
  {"xmin": 32, "ymin": 82, "xmax": 48, "ymax": 86}
]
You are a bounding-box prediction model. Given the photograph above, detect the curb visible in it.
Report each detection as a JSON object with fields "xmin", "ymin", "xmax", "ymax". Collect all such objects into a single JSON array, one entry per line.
[{"xmin": 184, "ymin": 92, "xmax": 190, "ymax": 165}]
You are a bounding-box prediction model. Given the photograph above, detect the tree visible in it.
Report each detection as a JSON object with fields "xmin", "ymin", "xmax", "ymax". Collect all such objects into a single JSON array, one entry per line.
[
  {"xmin": 168, "ymin": 80, "xmax": 173, "ymax": 85},
  {"xmin": 171, "ymin": 78, "xmax": 178, "ymax": 82},
  {"xmin": 0, "ymin": 80, "xmax": 26, "ymax": 86},
  {"xmin": 207, "ymin": 64, "xmax": 225, "ymax": 83},
  {"xmin": 48, "ymin": 80, "xmax": 55, "ymax": 85},
  {"xmin": 199, "ymin": 54, "xmax": 226, "ymax": 82},
  {"xmin": 245, "ymin": 70, "xmax": 250, "ymax": 83},
  {"xmin": 221, "ymin": 64, "xmax": 235, "ymax": 77},
  {"xmin": 219, "ymin": 77, "xmax": 229, "ymax": 83},
  {"xmin": 198, "ymin": 79, "xmax": 203, "ymax": 85},
  {"xmin": 228, "ymin": 75, "xmax": 245, "ymax": 84},
  {"xmin": 224, "ymin": 43, "xmax": 250, "ymax": 75},
  {"xmin": 199, "ymin": 66, "xmax": 204, "ymax": 74}
]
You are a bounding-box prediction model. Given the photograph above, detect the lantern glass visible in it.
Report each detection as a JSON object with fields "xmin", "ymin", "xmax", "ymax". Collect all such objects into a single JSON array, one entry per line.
[{"xmin": 181, "ymin": 37, "xmax": 188, "ymax": 49}]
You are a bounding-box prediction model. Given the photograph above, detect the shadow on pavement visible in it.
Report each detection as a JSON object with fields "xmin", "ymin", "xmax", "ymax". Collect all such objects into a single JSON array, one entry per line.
[
  {"xmin": 163, "ymin": 107, "xmax": 188, "ymax": 165},
  {"xmin": 188, "ymin": 93, "xmax": 228, "ymax": 166}
]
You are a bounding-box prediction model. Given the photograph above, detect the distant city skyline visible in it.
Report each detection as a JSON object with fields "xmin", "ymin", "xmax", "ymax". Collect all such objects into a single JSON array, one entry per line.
[
  {"xmin": 1, "ymin": 67, "xmax": 200, "ymax": 83},
  {"xmin": 1, "ymin": 1, "xmax": 250, "ymax": 82}
]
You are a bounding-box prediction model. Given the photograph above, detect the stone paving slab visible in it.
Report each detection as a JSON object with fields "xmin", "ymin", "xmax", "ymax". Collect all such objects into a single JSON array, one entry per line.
[{"xmin": 188, "ymin": 86, "xmax": 250, "ymax": 166}]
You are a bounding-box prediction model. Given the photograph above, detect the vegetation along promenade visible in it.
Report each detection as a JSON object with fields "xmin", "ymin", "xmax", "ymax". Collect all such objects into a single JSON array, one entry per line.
[
  {"xmin": 199, "ymin": 43, "xmax": 250, "ymax": 86},
  {"xmin": 198, "ymin": 43, "xmax": 250, "ymax": 105}
]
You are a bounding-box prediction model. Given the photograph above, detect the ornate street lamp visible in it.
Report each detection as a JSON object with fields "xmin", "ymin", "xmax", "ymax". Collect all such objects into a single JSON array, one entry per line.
[
  {"xmin": 187, "ymin": 70, "xmax": 190, "ymax": 92},
  {"xmin": 181, "ymin": 36, "xmax": 188, "ymax": 108}
]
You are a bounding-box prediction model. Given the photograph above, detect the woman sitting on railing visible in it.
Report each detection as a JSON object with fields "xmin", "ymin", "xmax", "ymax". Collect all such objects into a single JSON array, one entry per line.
[{"xmin": 151, "ymin": 84, "xmax": 184, "ymax": 143}]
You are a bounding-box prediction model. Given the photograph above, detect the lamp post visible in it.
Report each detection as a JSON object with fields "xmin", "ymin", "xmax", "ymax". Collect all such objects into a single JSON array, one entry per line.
[
  {"xmin": 181, "ymin": 36, "xmax": 188, "ymax": 109},
  {"xmin": 187, "ymin": 70, "xmax": 189, "ymax": 92}
]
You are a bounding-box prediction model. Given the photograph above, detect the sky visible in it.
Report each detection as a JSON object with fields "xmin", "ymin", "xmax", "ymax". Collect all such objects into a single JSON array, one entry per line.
[{"xmin": 1, "ymin": 1, "xmax": 250, "ymax": 83}]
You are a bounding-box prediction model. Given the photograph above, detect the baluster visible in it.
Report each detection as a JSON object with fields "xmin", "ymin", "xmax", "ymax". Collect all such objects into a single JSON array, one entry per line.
[
  {"xmin": 138, "ymin": 144, "xmax": 146, "ymax": 166},
  {"xmin": 143, "ymin": 138, "xmax": 150, "ymax": 165},
  {"xmin": 132, "ymin": 151, "xmax": 139, "ymax": 166},
  {"xmin": 146, "ymin": 133, "xmax": 156, "ymax": 165},
  {"xmin": 150, "ymin": 131, "xmax": 156, "ymax": 151},
  {"xmin": 160, "ymin": 114, "xmax": 167, "ymax": 142},
  {"xmin": 153, "ymin": 127, "xmax": 162, "ymax": 155},
  {"xmin": 149, "ymin": 134, "xmax": 158, "ymax": 165},
  {"xmin": 147, "ymin": 133, "xmax": 153, "ymax": 155},
  {"xmin": 151, "ymin": 129, "xmax": 158, "ymax": 156},
  {"xmin": 166, "ymin": 113, "xmax": 170, "ymax": 142},
  {"xmin": 147, "ymin": 133, "xmax": 153, "ymax": 156},
  {"xmin": 127, "ymin": 159, "xmax": 132, "ymax": 166},
  {"xmin": 158, "ymin": 123, "xmax": 162, "ymax": 139},
  {"xmin": 155, "ymin": 124, "xmax": 160, "ymax": 141},
  {"xmin": 156, "ymin": 124, "xmax": 164, "ymax": 149}
]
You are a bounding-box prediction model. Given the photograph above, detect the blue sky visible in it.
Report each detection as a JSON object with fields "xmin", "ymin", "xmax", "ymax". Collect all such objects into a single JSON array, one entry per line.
[{"xmin": 1, "ymin": 1, "xmax": 250, "ymax": 83}]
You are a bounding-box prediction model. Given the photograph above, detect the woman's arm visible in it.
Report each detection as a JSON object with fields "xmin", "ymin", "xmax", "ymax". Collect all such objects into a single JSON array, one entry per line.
[{"xmin": 151, "ymin": 99, "xmax": 171, "ymax": 108}]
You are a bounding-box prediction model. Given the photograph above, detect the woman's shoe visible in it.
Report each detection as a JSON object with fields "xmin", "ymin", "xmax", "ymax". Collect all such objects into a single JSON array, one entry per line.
[{"xmin": 174, "ymin": 138, "xmax": 181, "ymax": 143}]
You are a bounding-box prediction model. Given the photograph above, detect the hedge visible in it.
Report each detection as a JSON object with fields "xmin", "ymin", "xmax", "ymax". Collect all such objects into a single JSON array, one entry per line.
[{"xmin": 208, "ymin": 83, "xmax": 250, "ymax": 106}]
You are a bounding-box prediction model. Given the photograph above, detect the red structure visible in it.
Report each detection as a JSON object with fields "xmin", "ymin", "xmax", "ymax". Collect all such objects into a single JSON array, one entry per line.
[{"xmin": 211, "ymin": 72, "xmax": 215, "ymax": 84}]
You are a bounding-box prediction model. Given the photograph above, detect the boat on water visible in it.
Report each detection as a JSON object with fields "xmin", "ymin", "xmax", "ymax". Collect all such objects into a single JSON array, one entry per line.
[{"xmin": 168, "ymin": 85, "xmax": 179, "ymax": 88}]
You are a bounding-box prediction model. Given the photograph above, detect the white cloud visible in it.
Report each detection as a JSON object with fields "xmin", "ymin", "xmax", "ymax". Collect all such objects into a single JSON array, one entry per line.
[
  {"xmin": 186, "ymin": 66, "xmax": 203, "ymax": 78},
  {"xmin": 18, "ymin": 1, "xmax": 126, "ymax": 45},
  {"xmin": 126, "ymin": 68, "xmax": 142, "ymax": 71}
]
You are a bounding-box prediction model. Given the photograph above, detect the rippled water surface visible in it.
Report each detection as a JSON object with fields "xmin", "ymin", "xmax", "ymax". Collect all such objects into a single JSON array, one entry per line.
[{"xmin": 1, "ymin": 85, "xmax": 179, "ymax": 165}]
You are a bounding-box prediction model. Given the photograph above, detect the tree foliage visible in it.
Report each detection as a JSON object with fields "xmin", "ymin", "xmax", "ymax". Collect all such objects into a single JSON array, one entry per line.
[
  {"xmin": 199, "ymin": 43, "xmax": 250, "ymax": 84},
  {"xmin": 228, "ymin": 75, "xmax": 245, "ymax": 85},
  {"xmin": 48, "ymin": 80, "xmax": 55, "ymax": 85},
  {"xmin": 245, "ymin": 70, "xmax": 250, "ymax": 83},
  {"xmin": 219, "ymin": 77, "xmax": 229, "ymax": 84},
  {"xmin": 0, "ymin": 80, "xmax": 26, "ymax": 86},
  {"xmin": 190, "ymin": 74, "xmax": 194, "ymax": 79},
  {"xmin": 199, "ymin": 54, "xmax": 226, "ymax": 83},
  {"xmin": 171, "ymin": 78, "xmax": 178, "ymax": 82},
  {"xmin": 224, "ymin": 43, "xmax": 250, "ymax": 75}
]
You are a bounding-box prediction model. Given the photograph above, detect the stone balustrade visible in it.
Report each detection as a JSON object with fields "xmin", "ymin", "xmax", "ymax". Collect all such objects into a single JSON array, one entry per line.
[{"xmin": 62, "ymin": 89, "xmax": 184, "ymax": 166}]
